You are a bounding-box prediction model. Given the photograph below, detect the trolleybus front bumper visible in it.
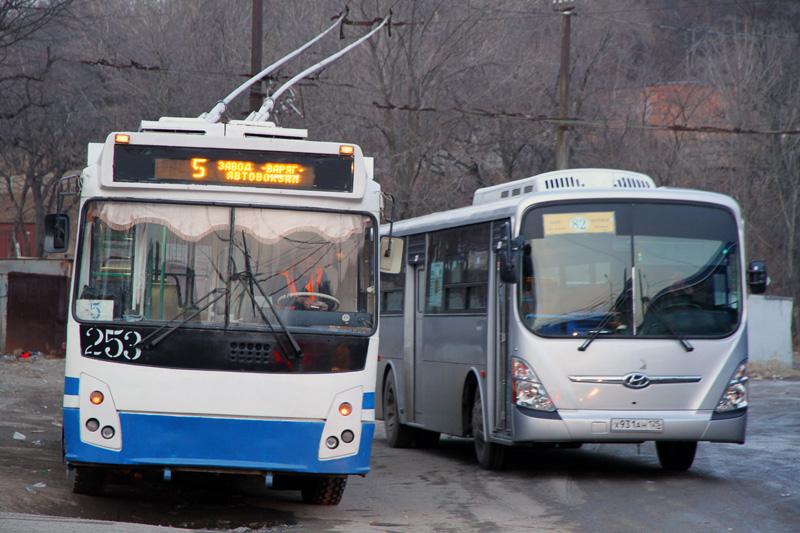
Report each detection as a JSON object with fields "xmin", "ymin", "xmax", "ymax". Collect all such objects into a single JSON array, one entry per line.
[{"xmin": 63, "ymin": 408, "xmax": 374, "ymax": 475}]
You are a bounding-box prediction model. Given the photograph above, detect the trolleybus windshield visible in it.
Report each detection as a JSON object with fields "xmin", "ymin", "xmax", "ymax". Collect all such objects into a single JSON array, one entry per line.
[
  {"xmin": 73, "ymin": 201, "xmax": 375, "ymax": 334},
  {"xmin": 520, "ymin": 202, "xmax": 741, "ymax": 338}
]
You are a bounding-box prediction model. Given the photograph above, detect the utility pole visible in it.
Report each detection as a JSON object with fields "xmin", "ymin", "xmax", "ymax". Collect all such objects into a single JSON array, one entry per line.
[
  {"xmin": 553, "ymin": 0, "xmax": 575, "ymax": 170},
  {"xmin": 249, "ymin": 0, "xmax": 264, "ymax": 113}
]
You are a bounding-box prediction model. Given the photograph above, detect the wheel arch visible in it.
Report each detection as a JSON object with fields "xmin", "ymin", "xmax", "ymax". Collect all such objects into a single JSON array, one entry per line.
[
  {"xmin": 461, "ymin": 368, "xmax": 484, "ymax": 438},
  {"xmin": 378, "ymin": 360, "xmax": 408, "ymax": 424}
]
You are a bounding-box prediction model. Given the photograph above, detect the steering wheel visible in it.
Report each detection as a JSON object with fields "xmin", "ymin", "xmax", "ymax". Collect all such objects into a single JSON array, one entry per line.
[{"xmin": 276, "ymin": 292, "xmax": 340, "ymax": 311}]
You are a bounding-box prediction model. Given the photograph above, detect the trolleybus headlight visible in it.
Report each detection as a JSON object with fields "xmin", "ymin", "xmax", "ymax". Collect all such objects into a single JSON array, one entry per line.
[
  {"xmin": 85, "ymin": 418, "xmax": 100, "ymax": 432},
  {"xmin": 89, "ymin": 391, "xmax": 104, "ymax": 405},
  {"xmin": 715, "ymin": 362, "xmax": 749, "ymax": 413},
  {"xmin": 341, "ymin": 430, "xmax": 355, "ymax": 443},
  {"xmin": 100, "ymin": 426, "xmax": 115, "ymax": 439},
  {"xmin": 338, "ymin": 402, "xmax": 352, "ymax": 416},
  {"xmin": 511, "ymin": 357, "xmax": 556, "ymax": 412},
  {"xmin": 326, "ymin": 436, "xmax": 339, "ymax": 449}
]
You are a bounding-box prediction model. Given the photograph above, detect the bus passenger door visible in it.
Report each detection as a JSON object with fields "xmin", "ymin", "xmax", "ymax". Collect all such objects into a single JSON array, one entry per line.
[
  {"xmin": 492, "ymin": 220, "xmax": 511, "ymax": 436},
  {"xmin": 413, "ymin": 265, "xmax": 426, "ymax": 423},
  {"xmin": 405, "ymin": 234, "xmax": 427, "ymax": 425}
]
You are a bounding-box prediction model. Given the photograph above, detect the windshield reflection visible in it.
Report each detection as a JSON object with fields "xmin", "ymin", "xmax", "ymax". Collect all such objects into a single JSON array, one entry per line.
[
  {"xmin": 74, "ymin": 201, "xmax": 375, "ymax": 333},
  {"xmin": 520, "ymin": 203, "xmax": 741, "ymax": 338}
]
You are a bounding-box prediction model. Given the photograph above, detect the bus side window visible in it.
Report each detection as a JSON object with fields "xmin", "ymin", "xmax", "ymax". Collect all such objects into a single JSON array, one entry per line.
[
  {"xmin": 426, "ymin": 223, "xmax": 490, "ymax": 314},
  {"xmin": 381, "ymin": 270, "xmax": 405, "ymax": 314}
]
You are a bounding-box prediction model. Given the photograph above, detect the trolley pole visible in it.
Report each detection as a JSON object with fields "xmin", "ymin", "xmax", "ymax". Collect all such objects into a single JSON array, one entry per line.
[
  {"xmin": 553, "ymin": 0, "xmax": 575, "ymax": 170},
  {"xmin": 249, "ymin": 0, "xmax": 264, "ymax": 113}
]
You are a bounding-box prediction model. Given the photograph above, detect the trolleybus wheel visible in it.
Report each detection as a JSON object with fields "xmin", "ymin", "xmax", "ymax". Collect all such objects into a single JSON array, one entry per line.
[
  {"xmin": 471, "ymin": 392, "xmax": 505, "ymax": 470},
  {"xmin": 301, "ymin": 475, "xmax": 347, "ymax": 505},
  {"xmin": 656, "ymin": 441, "xmax": 697, "ymax": 471},
  {"xmin": 383, "ymin": 373, "xmax": 414, "ymax": 448},
  {"xmin": 72, "ymin": 466, "xmax": 105, "ymax": 495}
]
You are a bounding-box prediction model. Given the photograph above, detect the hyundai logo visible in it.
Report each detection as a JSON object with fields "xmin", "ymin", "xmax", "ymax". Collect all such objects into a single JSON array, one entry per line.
[{"xmin": 622, "ymin": 372, "xmax": 651, "ymax": 389}]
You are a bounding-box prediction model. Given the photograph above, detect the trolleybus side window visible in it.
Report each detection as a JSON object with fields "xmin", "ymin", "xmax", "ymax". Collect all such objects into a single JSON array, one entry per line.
[{"xmin": 426, "ymin": 223, "xmax": 490, "ymax": 314}]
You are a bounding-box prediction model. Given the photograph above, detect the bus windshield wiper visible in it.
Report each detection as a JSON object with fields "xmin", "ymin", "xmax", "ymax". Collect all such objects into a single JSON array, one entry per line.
[
  {"xmin": 239, "ymin": 232, "xmax": 303, "ymax": 361},
  {"xmin": 642, "ymin": 306, "xmax": 694, "ymax": 352},
  {"xmin": 142, "ymin": 287, "xmax": 228, "ymax": 349},
  {"xmin": 578, "ymin": 309, "xmax": 620, "ymax": 352}
]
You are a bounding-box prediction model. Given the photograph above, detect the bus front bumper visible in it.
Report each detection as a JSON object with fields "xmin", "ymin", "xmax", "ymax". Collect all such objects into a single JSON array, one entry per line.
[
  {"xmin": 63, "ymin": 408, "xmax": 374, "ymax": 475},
  {"xmin": 511, "ymin": 407, "xmax": 746, "ymax": 444}
]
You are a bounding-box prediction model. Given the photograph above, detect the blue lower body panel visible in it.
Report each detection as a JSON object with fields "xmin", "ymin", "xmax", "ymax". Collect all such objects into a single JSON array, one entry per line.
[{"xmin": 63, "ymin": 408, "xmax": 374, "ymax": 475}]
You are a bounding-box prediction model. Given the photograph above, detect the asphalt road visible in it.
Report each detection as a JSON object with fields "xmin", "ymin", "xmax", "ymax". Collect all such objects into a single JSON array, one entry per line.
[{"xmin": 0, "ymin": 358, "xmax": 798, "ymax": 532}]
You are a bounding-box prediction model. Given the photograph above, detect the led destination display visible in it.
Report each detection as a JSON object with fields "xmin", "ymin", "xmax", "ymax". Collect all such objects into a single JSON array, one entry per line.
[{"xmin": 113, "ymin": 145, "xmax": 354, "ymax": 192}]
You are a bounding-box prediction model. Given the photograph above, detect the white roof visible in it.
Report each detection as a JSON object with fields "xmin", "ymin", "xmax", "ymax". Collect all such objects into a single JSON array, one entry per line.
[{"xmin": 382, "ymin": 169, "xmax": 741, "ymax": 236}]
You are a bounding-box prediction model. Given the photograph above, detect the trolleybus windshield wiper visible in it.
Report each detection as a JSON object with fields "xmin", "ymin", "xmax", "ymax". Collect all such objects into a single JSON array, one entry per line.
[
  {"xmin": 141, "ymin": 287, "xmax": 228, "ymax": 349},
  {"xmin": 239, "ymin": 233, "xmax": 303, "ymax": 361}
]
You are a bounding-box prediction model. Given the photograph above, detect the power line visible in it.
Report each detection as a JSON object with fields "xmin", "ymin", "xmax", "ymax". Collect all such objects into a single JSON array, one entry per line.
[{"xmin": 372, "ymin": 101, "xmax": 800, "ymax": 136}]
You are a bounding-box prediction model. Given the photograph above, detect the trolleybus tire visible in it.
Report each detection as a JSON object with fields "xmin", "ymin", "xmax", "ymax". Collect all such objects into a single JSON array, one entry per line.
[
  {"xmin": 72, "ymin": 466, "xmax": 105, "ymax": 495},
  {"xmin": 383, "ymin": 372, "xmax": 414, "ymax": 448},
  {"xmin": 656, "ymin": 441, "xmax": 697, "ymax": 471},
  {"xmin": 301, "ymin": 475, "xmax": 347, "ymax": 505},
  {"xmin": 471, "ymin": 392, "xmax": 505, "ymax": 470}
]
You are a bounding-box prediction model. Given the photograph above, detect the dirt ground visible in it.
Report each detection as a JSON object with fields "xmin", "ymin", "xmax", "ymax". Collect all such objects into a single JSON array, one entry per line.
[{"xmin": 2, "ymin": 355, "xmax": 799, "ymax": 532}]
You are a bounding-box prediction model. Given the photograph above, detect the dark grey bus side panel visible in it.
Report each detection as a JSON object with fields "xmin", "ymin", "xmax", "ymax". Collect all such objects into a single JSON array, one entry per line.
[
  {"xmin": 375, "ymin": 315, "xmax": 404, "ymax": 420},
  {"xmin": 416, "ymin": 315, "xmax": 488, "ymax": 436}
]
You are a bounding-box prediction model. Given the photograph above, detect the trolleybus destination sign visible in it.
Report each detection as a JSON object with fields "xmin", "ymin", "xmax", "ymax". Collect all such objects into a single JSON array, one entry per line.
[{"xmin": 113, "ymin": 144, "xmax": 355, "ymax": 192}]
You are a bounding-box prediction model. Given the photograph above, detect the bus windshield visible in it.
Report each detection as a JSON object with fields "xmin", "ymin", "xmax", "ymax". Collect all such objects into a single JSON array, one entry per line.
[
  {"xmin": 519, "ymin": 202, "xmax": 741, "ymax": 338},
  {"xmin": 74, "ymin": 201, "xmax": 375, "ymax": 333}
]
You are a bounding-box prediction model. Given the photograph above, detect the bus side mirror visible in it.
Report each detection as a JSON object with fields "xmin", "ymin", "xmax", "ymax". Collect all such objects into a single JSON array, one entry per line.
[
  {"xmin": 497, "ymin": 237, "xmax": 523, "ymax": 284},
  {"xmin": 747, "ymin": 260, "xmax": 768, "ymax": 294},
  {"xmin": 44, "ymin": 213, "xmax": 70, "ymax": 254},
  {"xmin": 380, "ymin": 236, "xmax": 404, "ymax": 274}
]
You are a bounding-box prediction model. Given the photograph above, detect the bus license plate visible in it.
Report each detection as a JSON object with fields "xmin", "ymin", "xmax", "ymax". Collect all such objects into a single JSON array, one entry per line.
[{"xmin": 611, "ymin": 418, "xmax": 664, "ymax": 432}]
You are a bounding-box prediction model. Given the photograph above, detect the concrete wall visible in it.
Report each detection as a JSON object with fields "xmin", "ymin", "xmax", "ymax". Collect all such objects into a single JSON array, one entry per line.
[{"xmin": 748, "ymin": 294, "xmax": 795, "ymax": 367}]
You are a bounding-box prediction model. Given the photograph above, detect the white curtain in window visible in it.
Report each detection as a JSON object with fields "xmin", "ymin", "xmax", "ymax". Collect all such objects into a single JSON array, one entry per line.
[
  {"xmin": 98, "ymin": 203, "xmax": 229, "ymax": 242},
  {"xmin": 97, "ymin": 204, "xmax": 367, "ymax": 244},
  {"xmin": 234, "ymin": 208, "xmax": 367, "ymax": 244}
]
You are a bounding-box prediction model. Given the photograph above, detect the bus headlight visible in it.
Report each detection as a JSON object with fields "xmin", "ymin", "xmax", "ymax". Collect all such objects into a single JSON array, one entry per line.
[
  {"xmin": 512, "ymin": 357, "xmax": 555, "ymax": 412},
  {"xmin": 715, "ymin": 362, "xmax": 748, "ymax": 413}
]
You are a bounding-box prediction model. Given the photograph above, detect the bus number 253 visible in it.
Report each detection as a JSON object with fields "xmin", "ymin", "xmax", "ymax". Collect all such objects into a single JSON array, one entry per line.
[{"xmin": 83, "ymin": 328, "xmax": 142, "ymax": 360}]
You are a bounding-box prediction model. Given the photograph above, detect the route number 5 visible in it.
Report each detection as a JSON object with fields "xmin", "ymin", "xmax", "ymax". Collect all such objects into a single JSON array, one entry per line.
[{"xmin": 191, "ymin": 158, "xmax": 208, "ymax": 179}]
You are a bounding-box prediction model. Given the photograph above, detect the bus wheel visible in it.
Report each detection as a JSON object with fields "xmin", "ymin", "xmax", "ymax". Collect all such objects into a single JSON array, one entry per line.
[
  {"xmin": 471, "ymin": 392, "xmax": 505, "ymax": 470},
  {"xmin": 383, "ymin": 373, "xmax": 414, "ymax": 448},
  {"xmin": 301, "ymin": 475, "xmax": 347, "ymax": 505},
  {"xmin": 72, "ymin": 466, "xmax": 105, "ymax": 495},
  {"xmin": 656, "ymin": 441, "xmax": 697, "ymax": 471}
]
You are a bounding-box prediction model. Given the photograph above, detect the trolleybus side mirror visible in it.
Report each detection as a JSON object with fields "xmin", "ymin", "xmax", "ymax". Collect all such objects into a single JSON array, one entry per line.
[
  {"xmin": 44, "ymin": 213, "xmax": 70, "ymax": 254},
  {"xmin": 380, "ymin": 236, "xmax": 405, "ymax": 274},
  {"xmin": 747, "ymin": 260, "xmax": 768, "ymax": 294}
]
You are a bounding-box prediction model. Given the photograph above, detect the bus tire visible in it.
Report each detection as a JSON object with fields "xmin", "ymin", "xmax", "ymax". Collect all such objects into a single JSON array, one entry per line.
[
  {"xmin": 656, "ymin": 441, "xmax": 697, "ymax": 471},
  {"xmin": 72, "ymin": 466, "xmax": 105, "ymax": 496},
  {"xmin": 413, "ymin": 428, "xmax": 440, "ymax": 449},
  {"xmin": 301, "ymin": 475, "xmax": 347, "ymax": 505},
  {"xmin": 471, "ymin": 391, "xmax": 505, "ymax": 470},
  {"xmin": 383, "ymin": 372, "xmax": 414, "ymax": 448}
]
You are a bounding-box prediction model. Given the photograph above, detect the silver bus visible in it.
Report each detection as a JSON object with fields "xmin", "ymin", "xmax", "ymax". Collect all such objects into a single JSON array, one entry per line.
[{"xmin": 376, "ymin": 169, "xmax": 767, "ymax": 470}]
